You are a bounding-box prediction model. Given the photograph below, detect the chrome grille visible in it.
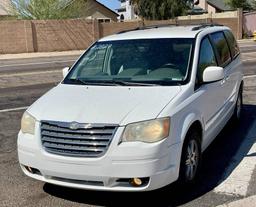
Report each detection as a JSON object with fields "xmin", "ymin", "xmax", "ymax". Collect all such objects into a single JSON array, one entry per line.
[{"xmin": 41, "ymin": 121, "xmax": 117, "ymax": 157}]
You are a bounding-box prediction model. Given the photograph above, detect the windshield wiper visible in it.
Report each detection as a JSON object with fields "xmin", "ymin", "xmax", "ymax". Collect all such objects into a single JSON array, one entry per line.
[
  {"xmin": 67, "ymin": 79, "xmax": 121, "ymax": 86},
  {"xmin": 67, "ymin": 79, "xmax": 159, "ymax": 86},
  {"xmin": 69, "ymin": 78, "xmax": 88, "ymax": 85},
  {"xmin": 111, "ymin": 80, "xmax": 159, "ymax": 86}
]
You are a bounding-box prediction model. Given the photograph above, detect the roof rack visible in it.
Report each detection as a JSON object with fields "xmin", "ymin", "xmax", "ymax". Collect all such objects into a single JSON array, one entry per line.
[
  {"xmin": 191, "ymin": 23, "xmax": 224, "ymax": 31},
  {"xmin": 117, "ymin": 23, "xmax": 177, "ymax": 34},
  {"xmin": 116, "ymin": 22, "xmax": 224, "ymax": 34}
]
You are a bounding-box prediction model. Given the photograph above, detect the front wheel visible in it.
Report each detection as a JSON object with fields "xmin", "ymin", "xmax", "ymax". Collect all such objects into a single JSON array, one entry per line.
[{"xmin": 179, "ymin": 130, "xmax": 201, "ymax": 184}]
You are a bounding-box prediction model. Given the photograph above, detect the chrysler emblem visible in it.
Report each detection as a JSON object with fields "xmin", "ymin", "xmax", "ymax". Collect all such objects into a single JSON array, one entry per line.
[{"xmin": 69, "ymin": 122, "xmax": 79, "ymax": 130}]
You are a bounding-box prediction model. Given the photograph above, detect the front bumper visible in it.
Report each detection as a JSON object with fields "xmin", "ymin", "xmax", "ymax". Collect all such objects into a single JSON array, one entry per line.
[{"xmin": 18, "ymin": 124, "xmax": 182, "ymax": 192}]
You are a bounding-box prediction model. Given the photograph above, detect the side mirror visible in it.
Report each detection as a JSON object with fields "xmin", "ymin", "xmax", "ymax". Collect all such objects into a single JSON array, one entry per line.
[
  {"xmin": 62, "ymin": 67, "xmax": 70, "ymax": 78},
  {"xmin": 203, "ymin": 66, "xmax": 224, "ymax": 83}
]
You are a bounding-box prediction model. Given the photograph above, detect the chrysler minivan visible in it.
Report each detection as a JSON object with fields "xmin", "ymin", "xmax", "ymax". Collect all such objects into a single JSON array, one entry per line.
[{"xmin": 18, "ymin": 24, "xmax": 243, "ymax": 191}]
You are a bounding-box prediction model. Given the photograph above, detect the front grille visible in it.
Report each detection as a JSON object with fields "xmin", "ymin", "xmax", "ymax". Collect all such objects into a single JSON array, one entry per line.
[{"xmin": 41, "ymin": 121, "xmax": 117, "ymax": 158}]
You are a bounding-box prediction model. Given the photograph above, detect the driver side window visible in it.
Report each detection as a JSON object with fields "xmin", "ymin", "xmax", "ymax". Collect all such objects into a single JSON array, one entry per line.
[{"xmin": 198, "ymin": 37, "xmax": 217, "ymax": 83}]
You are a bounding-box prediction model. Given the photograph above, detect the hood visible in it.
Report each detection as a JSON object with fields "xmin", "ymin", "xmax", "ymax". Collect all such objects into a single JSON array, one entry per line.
[{"xmin": 28, "ymin": 84, "xmax": 181, "ymax": 125}]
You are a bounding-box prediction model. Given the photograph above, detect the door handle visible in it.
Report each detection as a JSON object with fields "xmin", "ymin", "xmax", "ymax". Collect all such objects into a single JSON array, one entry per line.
[
  {"xmin": 221, "ymin": 79, "xmax": 225, "ymax": 85},
  {"xmin": 225, "ymin": 76, "xmax": 230, "ymax": 81}
]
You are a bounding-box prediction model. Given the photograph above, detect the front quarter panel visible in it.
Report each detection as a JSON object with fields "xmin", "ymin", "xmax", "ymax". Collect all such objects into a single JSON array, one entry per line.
[{"xmin": 159, "ymin": 85, "xmax": 204, "ymax": 147}]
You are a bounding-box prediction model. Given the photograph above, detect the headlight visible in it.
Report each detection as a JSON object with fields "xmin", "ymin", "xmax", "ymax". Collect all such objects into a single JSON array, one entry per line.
[
  {"xmin": 122, "ymin": 118, "xmax": 170, "ymax": 143},
  {"xmin": 21, "ymin": 111, "xmax": 36, "ymax": 135}
]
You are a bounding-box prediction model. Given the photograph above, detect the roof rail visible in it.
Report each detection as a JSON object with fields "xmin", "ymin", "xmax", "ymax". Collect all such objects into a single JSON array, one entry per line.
[
  {"xmin": 116, "ymin": 23, "xmax": 177, "ymax": 34},
  {"xmin": 191, "ymin": 23, "xmax": 224, "ymax": 31},
  {"xmin": 117, "ymin": 27, "xmax": 140, "ymax": 34},
  {"xmin": 116, "ymin": 22, "xmax": 224, "ymax": 34}
]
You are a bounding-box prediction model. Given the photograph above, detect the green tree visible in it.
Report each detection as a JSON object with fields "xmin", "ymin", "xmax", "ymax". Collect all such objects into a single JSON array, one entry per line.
[
  {"xmin": 3, "ymin": 0, "xmax": 87, "ymax": 20},
  {"xmin": 251, "ymin": 0, "xmax": 256, "ymax": 9},
  {"xmin": 129, "ymin": 0, "xmax": 190, "ymax": 20},
  {"xmin": 225, "ymin": 0, "xmax": 252, "ymax": 10}
]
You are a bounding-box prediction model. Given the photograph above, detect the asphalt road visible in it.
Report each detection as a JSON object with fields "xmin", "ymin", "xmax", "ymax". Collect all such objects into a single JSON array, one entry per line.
[
  {"xmin": 239, "ymin": 40, "xmax": 256, "ymax": 53},
  {"xmin": 0, "ymin": 55, "xmax": 78, "ymax": 75},
  {"xmin": 0, "ymin": 41, "xmax": 256, "ymax": 207}
]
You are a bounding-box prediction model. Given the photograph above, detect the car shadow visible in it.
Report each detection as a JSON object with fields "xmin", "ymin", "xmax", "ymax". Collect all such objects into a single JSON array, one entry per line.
[{"xmin": 43, "ymin": 104, "xmax": 256, "ymax": 207}]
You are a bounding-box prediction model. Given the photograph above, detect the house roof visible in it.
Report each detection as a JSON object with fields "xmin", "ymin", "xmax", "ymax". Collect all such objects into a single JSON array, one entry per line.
[
  {"xmin": 64, "ymin": 0, "xmax": 119, "ymax": 17},
  {"xmin": 95, "ymin": 0, "xmax": 119, "ymax": 16},
  {"xmin": 207, "ymin": 0, "xmax": 232, "ymax": 11}
]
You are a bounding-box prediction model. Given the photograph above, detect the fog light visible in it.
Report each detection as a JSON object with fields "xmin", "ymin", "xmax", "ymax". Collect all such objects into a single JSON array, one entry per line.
[
  {"xmin": 130, "ymin": 178, "xmax": 142, "ymax": 187},
  {"xmin": 24, "ymin": 165, "xmax": 41, "ymax": 175},
  {"xmin": 25, "ymin": 166, "xmax": 33, "ymax": 173}
]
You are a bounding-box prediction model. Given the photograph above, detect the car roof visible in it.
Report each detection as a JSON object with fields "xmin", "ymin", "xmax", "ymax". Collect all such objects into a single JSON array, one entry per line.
[{"xmin": 99, "ymin": 24, "xmax": 228, "ymax": 42}]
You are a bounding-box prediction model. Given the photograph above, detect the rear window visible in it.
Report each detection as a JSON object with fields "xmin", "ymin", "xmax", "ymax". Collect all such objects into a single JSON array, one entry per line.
[
  {"xmin": 224, "ymin": 30, "xmax": 240, "ymax": 58},
  {"xmin": 211, "ymin": 32, "xmax": 231, "ymax": 67}
]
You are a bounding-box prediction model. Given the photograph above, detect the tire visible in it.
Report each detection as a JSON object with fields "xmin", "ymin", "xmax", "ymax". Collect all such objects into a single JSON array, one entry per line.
[
  {"xmin": 179, "ymin": 130, "xmax": 201, "ymax": 184},
  {"xmin": 232, "ymin": 86, "xmax": 243, "ymax": 123}
]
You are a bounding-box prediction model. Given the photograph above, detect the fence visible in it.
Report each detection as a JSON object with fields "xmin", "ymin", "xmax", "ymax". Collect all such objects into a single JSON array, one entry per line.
[
  {"xmin": 0, "ymin": 19, "xmax": 97, "ymax": 54},
  {"xmin": 0, "ymin": 10, "xmax": 243, "ymax": 54}
]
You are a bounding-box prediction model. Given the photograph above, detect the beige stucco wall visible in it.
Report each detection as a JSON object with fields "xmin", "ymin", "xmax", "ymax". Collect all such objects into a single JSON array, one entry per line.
[
  {"xmin": 198, "ymin": 0, "xmax": 217, "ymax": 13},
  {"xmin": 0, "ymin": 0, "xmax": 10, "ymax": 15},
  {"xmin": 88, "ymin": 11, "xmax": 112, "ymax": 20},
  {"xmin": 178, "ymin": 10, "xmax": 238, "ymax": 20},
  {"xmin": 198, "ymin": 0, "xmax": 207, "ymax": 10},
  {"xmin": 207, "ymin": 4, "xmax": 217, "ymax": 13}
]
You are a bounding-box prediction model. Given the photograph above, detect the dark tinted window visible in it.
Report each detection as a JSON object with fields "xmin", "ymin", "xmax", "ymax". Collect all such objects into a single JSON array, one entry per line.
[
  {"xmin": 198, "ymin": 37, "xmax": 217, "ymax": 82},
  {"xmin": 224, "ymin": 30, "xmax": 240, "ymax": 58},
  {"xmin": 211, "ymin": 32, "xmax": 231, "ymax": 67}
]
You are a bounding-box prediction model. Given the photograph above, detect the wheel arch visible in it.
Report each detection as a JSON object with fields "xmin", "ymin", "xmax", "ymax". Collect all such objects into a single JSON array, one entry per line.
[
  {"xmin": 180, "ymin": 113, "xmax": 204, "ymax": 145},
  {"xmin": 240, "ymin": 80, "xmax": 244, "ymax": 91},
  {"xmin": 186, "ymin": 121, "xmax": 203, "ymax": 144}
]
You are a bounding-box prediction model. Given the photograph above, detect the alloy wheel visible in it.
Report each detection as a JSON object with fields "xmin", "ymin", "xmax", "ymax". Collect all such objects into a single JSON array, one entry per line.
[
  {"xmin": 185, "ymin": 139, "xmax": 199, "ymax": 181},
  {"xmin": 236, "ymin": 92, "xmax": 242, "ymax": 119}
]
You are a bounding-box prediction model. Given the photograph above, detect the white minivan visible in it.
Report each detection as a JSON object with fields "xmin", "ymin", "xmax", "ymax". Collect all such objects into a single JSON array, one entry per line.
[{"xmin": 18, "ymin": 24, "xmax": 243, "ymax": 191}]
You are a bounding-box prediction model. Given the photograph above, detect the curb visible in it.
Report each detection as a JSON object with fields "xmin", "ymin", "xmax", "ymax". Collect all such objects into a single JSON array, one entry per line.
[{"xmin": 217, "ymin": 195, "xmax": 256, "ymax": 207}]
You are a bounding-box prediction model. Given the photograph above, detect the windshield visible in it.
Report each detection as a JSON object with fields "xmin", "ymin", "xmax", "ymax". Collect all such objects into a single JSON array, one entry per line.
[{"xmin": 64, "ymin": 38, "xmax": 194, "ymax": 86}]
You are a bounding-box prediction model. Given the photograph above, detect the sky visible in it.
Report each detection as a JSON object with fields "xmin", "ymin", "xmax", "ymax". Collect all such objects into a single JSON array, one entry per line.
[{"xmin": 97, "ymin": 0, "xmax": 121, "ymax": 11}]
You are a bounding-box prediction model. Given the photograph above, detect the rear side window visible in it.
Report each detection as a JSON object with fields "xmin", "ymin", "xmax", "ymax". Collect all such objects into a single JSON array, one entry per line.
[
  {"xmin": 211, "ymin": 32, "xmax": 231, "ymax": 67},
  {"xmin": 198, "ymin": 37, "xmax": 217, "ymax": 82},
  {"xmin": 224, "ymin": 30, "xmax": 240, "ymax": 58}
]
